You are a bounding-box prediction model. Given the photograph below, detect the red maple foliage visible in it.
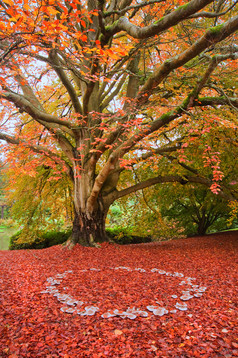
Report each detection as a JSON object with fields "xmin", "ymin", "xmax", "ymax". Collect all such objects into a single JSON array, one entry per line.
[{"xmin": 0, "ymin": 232, "xmax": 237, "ymax": 357}]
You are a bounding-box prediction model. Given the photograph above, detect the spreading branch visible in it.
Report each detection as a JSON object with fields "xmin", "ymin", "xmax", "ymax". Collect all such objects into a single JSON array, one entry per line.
[
  {"xmin": 114, "ymin": 175, "xmax": 237, "ymax": 202},
  {"xmin": 137, "ymin": 16, "xmax": 238, "ymax": 102},
  {"xmin": 105, "ymin": 0, "xmax": 214, "ymax": 41}
]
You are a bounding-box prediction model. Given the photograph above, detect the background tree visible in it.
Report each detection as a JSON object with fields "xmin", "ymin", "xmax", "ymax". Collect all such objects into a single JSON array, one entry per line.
[
  {"xmin": 0, "ymin": 0, "xmax": 237, "ymax": 246},
  {"xmin": 118, "ymin": 118, "xmax": 238, "ymax": 237},
  {"xmin": 6, "ymin": 163, "xmax": 73, "ymax": 236},
  {"xmin": 160, "ymin": 184, "xmax": 234, "ymax": 236},
  {"xmin": 0, "ymin": 160, "xmax": 8, "ymax": 219}
]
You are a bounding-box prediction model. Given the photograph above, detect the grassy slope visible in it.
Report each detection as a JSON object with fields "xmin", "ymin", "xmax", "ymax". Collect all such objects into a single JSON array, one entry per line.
[{"xmin": 0, "ymin": 225, "xmax": 18, "ymax": 250}]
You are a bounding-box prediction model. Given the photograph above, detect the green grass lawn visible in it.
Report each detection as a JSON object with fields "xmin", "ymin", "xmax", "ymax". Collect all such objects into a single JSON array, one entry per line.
[{"xmin": 0, "ymin": 225, "xmax": 18, "ymax": 250}]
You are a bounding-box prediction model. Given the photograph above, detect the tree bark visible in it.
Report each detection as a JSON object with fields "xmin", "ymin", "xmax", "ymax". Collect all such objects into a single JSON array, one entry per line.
[
  {"xmin": 197, "ymin": 221, "xmax": 207, "ymax": 236},
  {"xmin": 1, "ymin": 205, "xmax": 5, "ymax": 220},
  {"xmin": 70, "ymin": 207, "xmax": 109, "ymax": 246},
  {"xmin": 196, "ymin": 212, "xmax": 210, "ymax": 236},
  {"xmin": 67, "ymin": 163, "xmax": 112, "ymax": 247}
]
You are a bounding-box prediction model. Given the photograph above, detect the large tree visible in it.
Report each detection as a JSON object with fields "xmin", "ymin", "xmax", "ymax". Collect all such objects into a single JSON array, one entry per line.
[{"xmin": 0, "ymin": 0, "xmax": 237, "ymax": 246}]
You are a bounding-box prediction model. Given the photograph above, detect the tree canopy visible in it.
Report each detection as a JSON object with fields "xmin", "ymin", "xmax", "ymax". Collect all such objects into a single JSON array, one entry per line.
[{"xmin": 0, "ymin": 0, "xmax": 237, "ymax": 245}]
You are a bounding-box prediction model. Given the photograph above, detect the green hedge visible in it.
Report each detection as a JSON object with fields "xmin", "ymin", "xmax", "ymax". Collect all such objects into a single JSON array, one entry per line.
[
  {"xmin": 106, "ymin": 227, "xmax": 151, "ymax": 245},
  {"xmin": 9, "ymin": 229, "xmax": 71, "ymax": 250},
  {"xmin": 9, "ymin": 227, "xmax": 151, "ymax": 249}
]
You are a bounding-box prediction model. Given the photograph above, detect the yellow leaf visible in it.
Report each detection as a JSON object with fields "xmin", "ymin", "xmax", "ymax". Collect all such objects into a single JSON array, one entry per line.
[
  {"xmin": 47, "ymin": 7, "xmax": 59, "ymax": 16},
  {"xmin": 3, "ymin": 0, "xmax": 14, "ymax": 5},
  {"xmin": 10, "ymin": 16, "xmax": 19, "ymax": 22},
  {"xmin": 23, "ymin": 3, "xmax": 31, "ymax": 11}
]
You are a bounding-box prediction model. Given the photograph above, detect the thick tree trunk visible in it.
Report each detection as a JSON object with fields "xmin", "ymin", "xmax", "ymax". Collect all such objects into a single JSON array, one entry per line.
[
  {"xmin": 66, "ymin": 154, "xmax": 116, "ymax": 247},
  {"xmin": 70, "ymin": 208, "xmax": 109, "ymax": 247},
  {"xmin": 197, "ymin": 217, "xmax": 210, "ymax": 236},
  {"xmin": 197, "ymin": 223, "xmax": 207, "ymax": 236}
]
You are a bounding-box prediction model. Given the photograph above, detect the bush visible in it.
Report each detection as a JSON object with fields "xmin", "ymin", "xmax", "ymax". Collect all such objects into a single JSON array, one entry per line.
[
  {"xmin": 9, "ymin": 229, "xmax": 71, "ymax": 250},
  {"xmin": 0, "ymin": 218, "xmax": 15, "ymax": 228},
  {"xmin": 9, "ymin": 227, "xmax": 151, "ymax": 249},
  {"xmin": 106, "ymin": 226, "xmax": 151, "ymax": 245}
]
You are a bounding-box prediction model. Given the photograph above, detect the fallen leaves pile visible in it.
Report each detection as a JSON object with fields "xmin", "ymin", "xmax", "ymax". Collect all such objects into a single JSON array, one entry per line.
[{"xmin": 0, "ymin": 231, "xmax": 237, "ymax": 357}]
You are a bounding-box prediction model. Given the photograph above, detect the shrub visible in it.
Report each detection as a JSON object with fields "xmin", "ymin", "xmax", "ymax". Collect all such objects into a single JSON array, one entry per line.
[
  {"xmin": 0, "ymin": 218, "xmax": 15, "ymax": 228},
  {"xmin": 9, "ymin": 229, "xmax": 71, "ymax": 250},
  {"xmin": 106, "ymin": 226, "xmax": 151, "ymax": 245},
  {"xmin": 9, "ymin": 227, "xmax": 151, "ymax": 249}
]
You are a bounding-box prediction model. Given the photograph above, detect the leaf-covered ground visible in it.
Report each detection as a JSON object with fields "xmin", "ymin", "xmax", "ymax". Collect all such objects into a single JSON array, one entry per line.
[{"xmin": 0, "ymin": 231, "xmax": 237, "ymax": 358}]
